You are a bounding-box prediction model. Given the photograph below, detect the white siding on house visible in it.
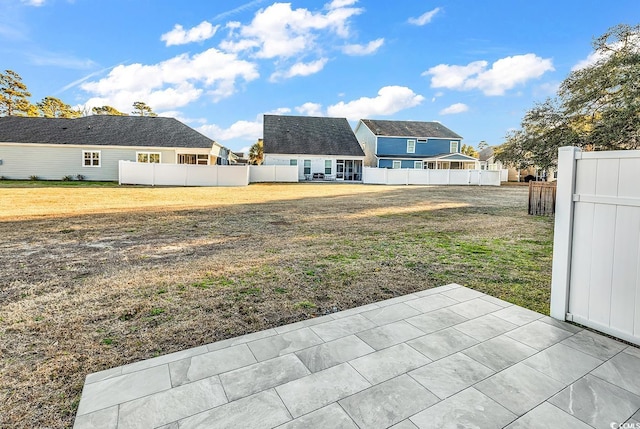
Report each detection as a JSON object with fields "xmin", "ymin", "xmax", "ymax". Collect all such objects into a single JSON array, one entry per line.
[
  {"xmin": 354, "ymin": 123, "xmax": 377, "ymax": 167},
  {"xmin": 0, "ymin": 144, "xmax": 175, "ymax": 181},
  {"xmin": 264, "ymin": 154, "xmax": 363, "ymax": 180}
]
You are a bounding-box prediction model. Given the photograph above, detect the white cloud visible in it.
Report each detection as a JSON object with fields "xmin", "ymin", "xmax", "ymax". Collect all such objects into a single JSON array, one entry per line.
[
  {"xmin": 327, "ymin": 0, "xmax": 358, "ymax": 9},
  {"xmin": 342, "ymin": 38, "xmax": 384, "ymax": 56},
  {"xmin": 439, "ymin": 103, "xmax": 468, "ymax": 115},
  {"xmin": 425, "ymin": 54, "xmax": 554, "ymax": 96},
  {"xmin": 220, "ymin": 2, "xmax": 363, "ymax": 59},
  {"xmin": 270, "ymin": 58, "xmax": 328, "ymax": 81},
  {"xmin": 327, "ymin": 86, "xmax": 425, "ymax": 120},
  {"xmin": 26, "ymin": 51, "xmax": 96, "ymax": 69},
  {"xmin": 198, "ymin": 119, "xmax": 263, "ymax": 142},
  {"xmin": 296, "ymin": 102, "xmax": 323, "ymax": 116},
  {"xmin": 408, "ymin": 7, "xmax": 441, "ymax": 26},
  {"xmin": 161, "ymin": 21, "xmax": 219, "ymax": 46},
  {"xmin": 571, "ymin": 35, "xmax": 639, "ymax": 70},
  {"xmin": 158, "ymin": 111, "xmax": 207, "ymax": 124},
  {"xmin": 80, "ymin": 48, "xmax": 258, "ymax": 111},
  {"xmin": 21, "ymin": 0, "xmax": 45, "ymax": 6}
]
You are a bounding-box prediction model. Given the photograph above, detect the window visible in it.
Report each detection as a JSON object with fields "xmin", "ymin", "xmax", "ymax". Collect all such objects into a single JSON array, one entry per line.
[
  {"xmin": 82, "ymin": 151, "xmax": 100, "ymax": 167},
  {"xmin": 324, "ymin": 160, "xmax": 332, "ymax": 175},
  {"xmin": 304, "ymin": 160, "xmax": 311, "ymax": 175},
  {"xmin": 137, "ymin": 152, "xmax": 161, "ymax": 163},
  {"xmin": 178, "ymin": 154, "xmax": 209, "ymax": 165},
  {"xmin": 414, "ymin": 161, "xmax": 422, "ymax": 169},
  {"xmin": 289, "ymin": 159, "xmax": 297, "ymax": 166},
  {"xmin": 450, "ymin": 141, "xmax": 459, "ymax": 153},
  {"xmin": 407, "ymin": 140, "xmax": 416, "ymax": 154},
  {"xmin": 392, "ymin": 160, "xmax": 402, "ymax": 169}
]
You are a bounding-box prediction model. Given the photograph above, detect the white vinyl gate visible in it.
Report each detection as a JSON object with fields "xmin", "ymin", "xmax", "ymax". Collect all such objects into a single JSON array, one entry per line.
[{"xmin": 551, "ymin": 146, "xmax": 640, "ymax": 346}]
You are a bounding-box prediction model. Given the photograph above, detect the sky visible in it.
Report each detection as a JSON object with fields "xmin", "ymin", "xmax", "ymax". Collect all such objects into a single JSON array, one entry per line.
[{"xmin": 1, "ymin": 0, "xmax": 638, "ymax": 153}]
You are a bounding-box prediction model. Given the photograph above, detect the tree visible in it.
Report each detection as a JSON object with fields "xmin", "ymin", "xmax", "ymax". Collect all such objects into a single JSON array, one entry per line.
[
  {"xmin": 460, "ymin": 144, "xmax": 479, "ymax": 158},
  {"xmin": 36, "ymin": 96, "xmax": 82, "ymax": 118},
  {"xmin": 495, "ymin": 24, "xmax": 640, "ymax": 168},
  {"xmin": 131, "ymin": 101, "xmax": 157, "ymax": 117},
  {"xmin": 92, "ymin": 105, "xmax": 127, "ymax": 116},
  {"xmin": 0, "ymin": 70, "xmax": 32, "ymax": 116},
  {"xmin": 477, "ymin": 140, "xmax": 489, "ymax": 151},
  {"xmin": 249, "ymin": 139, "xmax": 264, "ymax": 165}
]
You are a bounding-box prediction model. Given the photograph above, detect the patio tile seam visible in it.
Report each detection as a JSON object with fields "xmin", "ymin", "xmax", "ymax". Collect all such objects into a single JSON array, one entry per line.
[
  {"xmin": 405, "ymin": 358, "xmax": 496, "ymax": 401},
  {"xmin": 587, "ymin": 369, "xmax": 640, "ymax": 399},
  {"xmin": 560, "ymin": 335, "xmax": 628, "ymax": 360},
  {"xmin": 541, "ymin": 400, "xmax": 599, "ymax": 429},
  {"xmin": 272, "ymin": 387, "xmax": 295, "ymax": 424}
]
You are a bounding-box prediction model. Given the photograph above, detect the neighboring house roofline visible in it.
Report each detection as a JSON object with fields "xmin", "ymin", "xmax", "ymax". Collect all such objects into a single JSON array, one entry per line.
[{"xmin": 358, "ymin": 118, "xmax": 463, "ymax": 140}]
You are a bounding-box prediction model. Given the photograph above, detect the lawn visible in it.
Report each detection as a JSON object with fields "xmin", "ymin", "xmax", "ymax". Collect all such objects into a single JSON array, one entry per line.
[{"xmin": 0, "ymin": 183, "xmax": 553, "ymax": 428}]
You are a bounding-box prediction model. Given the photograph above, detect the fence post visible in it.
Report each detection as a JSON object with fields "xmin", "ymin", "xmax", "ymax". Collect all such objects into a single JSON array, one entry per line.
[{"xmin": 550, "ymin": 146, "xmax": 580, "ymax": 320}]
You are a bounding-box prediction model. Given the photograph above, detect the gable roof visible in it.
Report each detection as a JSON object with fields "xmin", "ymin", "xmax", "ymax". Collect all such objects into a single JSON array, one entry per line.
[
  {"xmin": 263, "ymin": 115, "xmax": 365, "ymax": 157},
  {"xmin": 478, "ymin": 146, "xmax": 495, "ymax": 161},
  {"xmin": 0, "ymin": 115, "xmax": 217, "ymax": 149},
  {"xmin": 360, "ymin": 119, "xmax": 463, "ymax": 139}
]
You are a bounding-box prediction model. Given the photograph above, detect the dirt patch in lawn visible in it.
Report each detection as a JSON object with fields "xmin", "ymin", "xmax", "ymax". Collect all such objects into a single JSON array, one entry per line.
[{"xmin": 0, "ymin": 183, "xmax": 554, "ymax": 428}]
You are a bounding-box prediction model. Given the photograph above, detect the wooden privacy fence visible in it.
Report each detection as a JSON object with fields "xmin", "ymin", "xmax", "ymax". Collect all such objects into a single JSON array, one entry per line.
[
  {"xmin": 551, "ymin": 146, "xmax": 640, "ymax": 346},
  {"xmin": 528, "ymin": 181, "xmax": 557, "ymax": 215}
]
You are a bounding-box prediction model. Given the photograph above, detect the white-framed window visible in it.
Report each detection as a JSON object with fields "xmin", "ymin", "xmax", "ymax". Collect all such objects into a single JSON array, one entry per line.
[
  {"xmin": 304, "ymin": 160, "xmax": 311, "ymax": 175},
  {"xmin": 178, "ymin": 154, "xmax": 209, "ymax": 165},
  {"xmin": 392, "ymin": 160, "xmax": 402, "ymax": 169},
  {"xmin": 324, "ymin": 160, "xmax": 332, "ymax": 175},
  {"xmin": 414, "ymin": 161, "xmax": 422, "ymax": 169},
  {"xmin": 82, "ymin": 150, "xmax": 100, "ymax": 167},
  {"xmin": 450, "ymin": 141, "xmax": 459, "ymax": 153},
  {"xmin": 407, "ymin": 139, "xmax": 416, "ymax": 154},
  {"xmin": 137, "ymin": 152, "xmax": 161, "ymax": 163},
  {"xmin": 290, "ymin": 159, "xmax": 297, "ymax": 166}
]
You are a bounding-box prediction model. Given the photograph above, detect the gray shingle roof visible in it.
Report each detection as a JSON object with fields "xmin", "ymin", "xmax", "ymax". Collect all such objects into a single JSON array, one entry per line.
[
  {"xmin": 360, "ymin": 119, "xmax": 463, "ymax": 139},
  {"xmin": 263, "ymin": 115, "xmax": 365, "ymax": 157},
  {"xmin": 478, "ymin": 146, "xmax": 495, "ymax": 161},
  {"xmin": 0, "ymin": 115, "xmax": 216, "ymax": 149}
]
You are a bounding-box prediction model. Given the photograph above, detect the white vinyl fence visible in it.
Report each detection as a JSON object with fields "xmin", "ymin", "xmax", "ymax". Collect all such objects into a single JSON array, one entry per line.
[
  {"xmin": 119, "ymin": 161, "xmax": 250, "ymax": 186},
  {"xmin": 362, "ymin": 168, "xmax": 500, "ymax": 186},
  {"xmin": 249, "ymin": 165, "xmax": 299, "ymax": 183},
  {"xmin": 551, "ymin": 146, "xmax": 640, "ymax": 346}
]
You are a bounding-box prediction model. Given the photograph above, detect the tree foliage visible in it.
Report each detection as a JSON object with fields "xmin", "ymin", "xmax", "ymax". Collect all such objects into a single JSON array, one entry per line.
[
  {"xmin": 495, "ymin": 24, "xmax": 640, "ymax": 169},
  {"xmin": 0, "ymin": 69, "xmax": 32, "ymax": 116},
  {"xmin": 249, "ymin": 139, "xmax": 264, "ymax": 165},
  {"xmin": 92, "ymin": 105, "xmax": 127, "ymax": 116},
  {"xmin": 37, "ymin": 96, "xmax": 82, "ymax": 118},
  {"xmin": 460, "ymin": 144, "xmax": 479, "ymax": 158},
  {"xmin": 131, "ymin": 101, "xmax": 157, "ymax": 117}
]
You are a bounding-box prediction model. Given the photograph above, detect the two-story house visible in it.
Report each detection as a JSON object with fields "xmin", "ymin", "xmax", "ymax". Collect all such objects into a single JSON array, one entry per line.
[{"xmin": 354, "ymin": 119, "xmax": 479, "ymax": 170}]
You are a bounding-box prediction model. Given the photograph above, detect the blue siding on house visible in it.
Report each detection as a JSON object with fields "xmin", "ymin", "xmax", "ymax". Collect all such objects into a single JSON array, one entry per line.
[
  {"xmin": 376, "ymin": 137, "xmax": 459, "ymax": 156},
  {"xmin": 379, "ymin": 159, "xmax": 421, "ymax": 169}
]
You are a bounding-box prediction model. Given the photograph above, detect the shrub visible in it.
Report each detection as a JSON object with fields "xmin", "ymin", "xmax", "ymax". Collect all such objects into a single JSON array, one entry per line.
[
  {"xmin": 76, "ymin": 174, "xmax": 85, "ymax": 181},
  {"xmin": 29, "ymin": 175, "xmax": 39, "ymax": 181},
  {"xmin": 62, "ymin": 175, "xmax": 74, "ymax": 181},
  {"xmin": 0, "ymin": 176, "xmax": 7, "ymax": 180}
]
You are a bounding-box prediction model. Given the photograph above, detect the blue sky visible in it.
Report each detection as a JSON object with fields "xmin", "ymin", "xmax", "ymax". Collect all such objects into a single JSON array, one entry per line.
[{"xmin": 2, "ymin": 0, "xmax": 638, "ymax": 153}]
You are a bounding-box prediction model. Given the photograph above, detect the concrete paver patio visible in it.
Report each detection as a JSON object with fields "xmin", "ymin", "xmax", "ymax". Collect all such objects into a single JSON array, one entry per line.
[{"xmin": 74, "ymin": 284, "xmax": 640, "ymax": 429}]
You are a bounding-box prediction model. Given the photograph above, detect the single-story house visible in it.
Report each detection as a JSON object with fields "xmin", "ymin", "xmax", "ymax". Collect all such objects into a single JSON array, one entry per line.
[
  {"xmin": 0, "ymin": 115, "xmax": 230, "ymax": 181},
  {"xmin": 263, "ymin": 114, "xmax": 365, "ymax": 181},
  {"xmin": 479, "ymin": 146, "xmax": 552, "ymax": 182},
  {"xmin": 355, "ymin": 119, "xmax": 479, "ymax": 170}
]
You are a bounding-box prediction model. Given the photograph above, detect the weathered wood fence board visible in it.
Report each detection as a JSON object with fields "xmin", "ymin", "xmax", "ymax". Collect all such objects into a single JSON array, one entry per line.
[{"xmin": 528, "ymin": 181, "xmax": 556, "ymax": 215}]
